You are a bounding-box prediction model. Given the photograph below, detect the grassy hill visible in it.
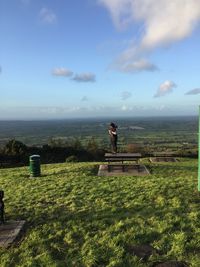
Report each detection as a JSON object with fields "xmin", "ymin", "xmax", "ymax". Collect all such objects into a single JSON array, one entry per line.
[{"xmin": 0, "ymin": 159, "xmax": 199, "ymax": 267}]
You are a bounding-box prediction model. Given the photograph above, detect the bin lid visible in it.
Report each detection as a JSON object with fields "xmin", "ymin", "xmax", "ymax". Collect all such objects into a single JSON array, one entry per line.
[{"xmin": 30, "ymin": 155, "xmax": 40, "ymax": 160}]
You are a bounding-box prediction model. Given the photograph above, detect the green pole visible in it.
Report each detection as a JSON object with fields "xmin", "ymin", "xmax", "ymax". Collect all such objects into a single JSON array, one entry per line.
[{"xmin": 198, "ymin": 106, "xmax": 200, "ymax": 191}]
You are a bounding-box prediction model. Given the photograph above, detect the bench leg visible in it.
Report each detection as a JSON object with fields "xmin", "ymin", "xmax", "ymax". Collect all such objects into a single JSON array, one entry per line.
[
  {"xmin": 122, "ymin": 164, "xmax": 125, "ymax": 172},
  {"xmin": 137, "ymin": 164, "xmax": 143, "ymax": 172},
  {"xmin": 108, "ymin": 162, "xmax": 112, "ymax": 172}
]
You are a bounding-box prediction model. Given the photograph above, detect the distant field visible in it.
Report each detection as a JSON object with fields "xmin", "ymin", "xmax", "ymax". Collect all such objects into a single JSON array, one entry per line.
[
  {"xmin": 0, "ymin": 117, "xmax": 198, "ymax": 153},
  {"xmin": 0, "ymin": 158, "xmax": 199, "ymax": 266}
]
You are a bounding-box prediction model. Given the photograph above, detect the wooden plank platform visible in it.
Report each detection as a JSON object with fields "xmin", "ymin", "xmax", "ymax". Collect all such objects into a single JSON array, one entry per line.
[{"xmin": 0, "ymin": 220, "xmax": 26, "ymax": 248}]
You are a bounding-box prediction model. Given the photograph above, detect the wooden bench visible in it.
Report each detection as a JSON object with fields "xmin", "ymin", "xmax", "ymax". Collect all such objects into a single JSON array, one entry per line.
[{"xmin": 105, "ymin": 153, "xmax": 142, "ymax": 172}]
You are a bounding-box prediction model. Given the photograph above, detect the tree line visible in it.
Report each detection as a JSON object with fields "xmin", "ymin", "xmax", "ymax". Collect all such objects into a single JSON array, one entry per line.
[
  {"xmin": 0, "ymin": 138, "xmax": 106, "ymax": 168},
  {"xmin": 0, "ymin": 138, "xmax": 197, "ymax": 168}
]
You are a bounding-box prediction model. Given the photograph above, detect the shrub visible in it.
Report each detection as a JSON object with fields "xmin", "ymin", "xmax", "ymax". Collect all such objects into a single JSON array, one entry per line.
[
  {"xmin": 66, "ymin": 155, "xmax": 79, "ymax": 162},
  {"xmin": 126, "ymin": 143, "xmax": 143, "ymax": 153},
  {"xmin": 4, "ymin": 139, "xmax": 27, "ymax": 156}
]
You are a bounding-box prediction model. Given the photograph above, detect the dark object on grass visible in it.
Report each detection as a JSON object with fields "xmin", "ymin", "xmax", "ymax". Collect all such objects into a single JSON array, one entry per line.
[
  {"xmin": 152, "ymin": 261, "xmax": 189, "ymax": 267},
  {"xmin": 129, "ymin": 244, "xmax": 160, "ymax": 261},
  {"xmin": 0, "ymin": 190, "xmax": 5, "ymax": 224},
  {"xmin": 29, "ymin": 155, "xmax": 41, "ymax": 177}
]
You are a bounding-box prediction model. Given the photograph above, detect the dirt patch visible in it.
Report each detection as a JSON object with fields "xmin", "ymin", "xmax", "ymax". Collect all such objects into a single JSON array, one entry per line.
[
  {"xmin": 150, "ymin": 157, "xmax": 178, "ymax": 163},
  {"xmin": 128, "ymin": 244, "xmax": 159, "ymax": 260}
]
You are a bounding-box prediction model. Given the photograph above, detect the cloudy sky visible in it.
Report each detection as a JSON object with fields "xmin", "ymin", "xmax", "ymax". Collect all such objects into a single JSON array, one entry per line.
[{"xmin": 1, "ymin": 0, "xmax": 200, "ymax": 119}]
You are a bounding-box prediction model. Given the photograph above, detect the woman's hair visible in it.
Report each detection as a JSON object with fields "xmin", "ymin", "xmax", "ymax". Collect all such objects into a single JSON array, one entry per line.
[{"xmin": 110, "ymin": 122, "xmax": 117, "ymax": 128}]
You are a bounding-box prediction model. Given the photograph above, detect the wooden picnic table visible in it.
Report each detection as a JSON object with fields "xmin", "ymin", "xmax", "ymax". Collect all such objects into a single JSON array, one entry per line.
[{"xmin": 105, "ymin": 153, "xmax": 142, "ymax": 172}]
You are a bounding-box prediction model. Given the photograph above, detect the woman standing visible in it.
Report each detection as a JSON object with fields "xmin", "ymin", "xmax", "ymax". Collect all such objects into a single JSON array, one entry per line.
[{"xmin": 108, "ymin": 122, "xmax": 118, "ymax": 153}]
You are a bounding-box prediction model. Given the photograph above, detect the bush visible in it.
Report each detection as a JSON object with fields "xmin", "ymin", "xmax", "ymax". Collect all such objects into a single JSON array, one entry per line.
[
  {"xmin": 66, "ymin": 155, "xmax": 79, "ymax": 162},
  {"xmin": 126, "ymin": 143, "xmax": 143, "ymax": 153},
  {"xmin": 4, "ymin": 139, "xmax": 27, "ymax": 156}
]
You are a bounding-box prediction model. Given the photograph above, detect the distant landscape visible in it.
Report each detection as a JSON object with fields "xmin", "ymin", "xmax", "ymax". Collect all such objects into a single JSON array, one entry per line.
[{"xmin": 0, "ymin": 116, "xmax": 198, "ymax": 153}]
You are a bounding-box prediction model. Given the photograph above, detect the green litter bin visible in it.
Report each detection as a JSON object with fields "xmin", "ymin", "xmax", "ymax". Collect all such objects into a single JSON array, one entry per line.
[{"xmin": 29, "ymin": 155, "xmax": 41, "ymax": 177}]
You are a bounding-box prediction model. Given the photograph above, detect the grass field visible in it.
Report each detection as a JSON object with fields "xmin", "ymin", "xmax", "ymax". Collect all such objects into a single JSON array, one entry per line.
[{"xmin": 0, "ymin": 159, "xmax": 199, "ymax": 266}]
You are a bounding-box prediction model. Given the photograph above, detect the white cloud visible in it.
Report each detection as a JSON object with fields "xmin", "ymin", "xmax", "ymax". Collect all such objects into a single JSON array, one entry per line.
[
  {"xmin": 73, "ymin": 73, "xmax": 96, "ymax": 82},
  {"xmin": 117, "ymin": 58, "xmax": 158, "ymax": 73},
  {"xmin": 154, "ymin": 80, "xmax": 177, "ymax": 98},
  {"xmin": 52, "ymin": 68, "xmax": 96, "ymax": 82},
  {"xmin": 81, "ymin": 96, "xmax": 89, "ymax": 101},
  {"xmin": 99, "ymin": 0, "xmax": 200, "ymax": 72},
  {"xmin": 121, "ymin": 104, "xmax": 136, "ymax": 111},
  {"xmin": 121, "ymin": 91, "xmax": 132, "ymax": 100},
  {"xmin": 52, "ymin": 68, "xmax": 73, "ymax": 77},
  {"xmin": 121, "ymin": 105, "xmax": 128, "ymax": 111},
  {"xmin": 99, "ymin": 0, "xmax": 132, "ymax": 30},
  {"xmin": 39, "ymin": 8, "xmax": 57, "ymax": 24},
  {"xmin": 26, "ymin": 106, "xmax": 83, "ymax": 115},
  {"xmin": 185, "ymin": 88, "xmax": 200, "ymax": 95}
]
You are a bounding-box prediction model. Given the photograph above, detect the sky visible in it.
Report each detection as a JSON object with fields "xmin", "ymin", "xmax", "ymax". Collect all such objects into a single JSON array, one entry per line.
[{"xmin": 1, "ymin": 0, "xmax": 200, "ymax": 119}]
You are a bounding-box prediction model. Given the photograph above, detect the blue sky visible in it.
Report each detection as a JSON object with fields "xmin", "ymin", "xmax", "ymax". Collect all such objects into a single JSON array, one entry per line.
[{"xmin": 1, "ymin": 0, "xmax": 200, "ymax": 119}]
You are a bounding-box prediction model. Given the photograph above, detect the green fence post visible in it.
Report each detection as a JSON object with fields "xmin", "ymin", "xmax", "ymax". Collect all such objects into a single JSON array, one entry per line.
[{"xmin": 198, "ymin": 106, "xmax": 200, "ymax": 191}]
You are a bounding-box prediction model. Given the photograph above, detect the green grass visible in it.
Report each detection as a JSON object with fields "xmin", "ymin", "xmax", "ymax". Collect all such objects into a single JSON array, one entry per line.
[{"xmin": 0, "ymin": 159, "xmax": 199, "ymax": 267}]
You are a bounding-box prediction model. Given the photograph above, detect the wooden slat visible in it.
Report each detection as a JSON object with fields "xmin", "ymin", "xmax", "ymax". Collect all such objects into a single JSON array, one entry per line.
[
  {"xmin": 105, "ymin": 158, "xmax": 139, "ymax": 161},
  {"xmin": 105, "ymin": 153, "xmax": 141, "ymax": 156},
  {"xmin": 105, "ymin": 153, "xmax": 141, "ymax": 159}
]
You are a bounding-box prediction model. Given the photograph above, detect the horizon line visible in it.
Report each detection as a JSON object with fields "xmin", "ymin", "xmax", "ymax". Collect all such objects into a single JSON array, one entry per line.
[{"xmin": 0, "ymin": 114, "xmax": 198, "ymax": 121}]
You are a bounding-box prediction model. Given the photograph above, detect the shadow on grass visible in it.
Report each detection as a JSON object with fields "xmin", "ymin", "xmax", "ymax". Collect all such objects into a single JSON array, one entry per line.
[
  {"xmin": 31, "ymin": 205, "xmax": 159, "ymax": 266},
  {"xmin": 6, "ymin": 187, "xmax": 196, "ymax": 267}
]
